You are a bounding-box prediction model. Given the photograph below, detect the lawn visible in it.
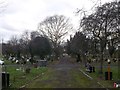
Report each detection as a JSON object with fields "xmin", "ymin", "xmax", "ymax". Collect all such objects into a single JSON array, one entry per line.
[
  {"xmin": 5, "ymin": 66, "xmax": 48, "ymax": 88},
  {"xmin": 70, "ymin": 69, "xmax": 102, "ymax": 88},
  {"xmin": 80, "ymin": 61, "xmax": 119, "ymax": 88},
  {"xmin": 0, "ymin": 57, "xmax": 48, "ymax": 88}
]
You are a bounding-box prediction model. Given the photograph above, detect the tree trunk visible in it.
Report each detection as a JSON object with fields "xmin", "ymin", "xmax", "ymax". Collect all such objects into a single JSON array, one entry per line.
[
  {"xmin": 76, "ymin": 54, "xmax": 81, "ymax": 62},
  {"xmin": 99, "ymin": 51, "xmax": 103, "ymax": 75},
  {"xmin": 99, "ymin": 39, "xmax": 106, "ymax": 74},
  {"xmin": 82, "ymin": 53, "xmax": 87, "ymax": 66},
  {"xmin": 30, "ymin": 53, "xmax": 34, "ymax": 64},
  {"xmin": 99, "ymin": 51, "xmax": 103, "ymax": 74}
]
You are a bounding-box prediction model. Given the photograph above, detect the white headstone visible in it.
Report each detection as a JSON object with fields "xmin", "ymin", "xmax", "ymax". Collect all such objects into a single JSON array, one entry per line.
[
  {"xmin": 9, "ymin": 56, "xmax": 12, "ymax": 60},
  {"xmin": 22, "ymin": 56, "xmax": 24, "ymax": 59},
  {"xmin": 16, "ymin": 60, "xmax": 18, "ymax": 63},
  {"xmin": 107, "ymin": 59, "xmax": 110, "ymax": 63},
  {"xmin": 27, "ymin": 59, "xmax": 29, "ymax": 62},
  {"xmin": 12, "ymin": 57, "xmax": 15, "ymax": 61},
  {"xmin": 0, "ymin": 60, "xmax": 4, "ymax": 65}
]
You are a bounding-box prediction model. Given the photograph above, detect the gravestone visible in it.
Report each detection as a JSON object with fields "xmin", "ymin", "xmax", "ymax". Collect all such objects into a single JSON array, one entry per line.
[
  {"xmin": 38, "ymin": 60, "xmax": 47, "ymax": 67},
  {"xmin": 105, "ymin": 72, "xmax": 112, "ymax": 80},
  {"xmin": 2, "ymin": 72, "xmax": 9, "ymax": 88},
  {"xmin": 89, "ymin": 66, "xmax": 92, "ymax": 73},
  {"xmin": 92, "ymin": 67, "xmax": 95, "ymax": 72}
]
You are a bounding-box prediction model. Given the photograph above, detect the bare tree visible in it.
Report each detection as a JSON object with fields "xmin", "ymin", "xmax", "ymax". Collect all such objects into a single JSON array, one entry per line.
[
  {"xmin": 38, "ymin": 15, "xmax": 73, "ymax": 46},
  {"xmin": 19, "ymin": 30, "xmax": 31, "ymax": 56},
  {"xmin": 80, "ymin": 1, "xmax": 120, "ymax": 74},
  {"xmin": 8, "ymin": 35, "xmax": 19, "ymax": 46},
  {"xmin": 21, "ymin": 30, "xmax": 31, "ymax": 44},
  {"xmin": 38, "ymin": 15, "xmax": 73, "ymax": 59}
]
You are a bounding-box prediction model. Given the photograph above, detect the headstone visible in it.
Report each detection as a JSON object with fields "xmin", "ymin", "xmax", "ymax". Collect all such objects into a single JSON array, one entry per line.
[
  {"xmin": 33, "ymin": 63, "xmax": 38, "ymax": 68},
  {"xmin": 105, "ymin": 72, "xmax": 112, "ymax": 80},
  {"xmin": 38, "ymin": 60, "xmax": 47, "ymax": 67},
  {"xmin": 2, "ymin": 72, "xmax": 9, "ymax": 88},
  {"xmin": 92, "ymin": 67, "xmax": 95, "ymax": 72},
  {"xmin": 89, "ymin": 66, "xmax": 92, "ymax": 73}
]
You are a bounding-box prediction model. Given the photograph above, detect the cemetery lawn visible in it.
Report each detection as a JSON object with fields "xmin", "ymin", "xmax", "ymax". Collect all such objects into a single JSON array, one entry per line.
[
  {"xmin": 6, "ymin": 66, "xmax": 48, "ymax": 88},
  {"xmin": 80, "ymin": 64, "xmax": 118, "ymax": 88}
]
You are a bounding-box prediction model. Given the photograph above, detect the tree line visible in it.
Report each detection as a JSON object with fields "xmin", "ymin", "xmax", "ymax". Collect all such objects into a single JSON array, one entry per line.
[
  {"xmin": 66, "ymin": 0, "xmax": 120, "ymax": 74},
  {"xmin": 2, "ymin": 15, "xmax": 72, "ymax": 63}
]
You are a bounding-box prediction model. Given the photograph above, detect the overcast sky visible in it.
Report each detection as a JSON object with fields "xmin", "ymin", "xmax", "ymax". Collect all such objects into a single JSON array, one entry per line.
[{"xmin": 0, "ymin": 0, "xmax": 113, "ymax": 42}]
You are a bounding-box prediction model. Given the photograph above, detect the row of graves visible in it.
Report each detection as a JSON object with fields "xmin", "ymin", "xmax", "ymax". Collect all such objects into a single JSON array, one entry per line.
[
  {"xmin": 5, "ymin": 55, "xmax": 48, "ymax": 67},
  {"xmin": 0, "ymin": 55, "xmax": 48, "ymax": 89},
  {"xmin": 86, "ymin": 57, "xmax": 119, "ymax": 63},
  {"xmin": 85, "ymin": 57, "xmax": 119, "ymax": 73}
]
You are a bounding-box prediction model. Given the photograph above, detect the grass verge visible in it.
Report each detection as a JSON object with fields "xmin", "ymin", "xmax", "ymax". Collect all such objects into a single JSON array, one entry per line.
[
  {"xmin": 80, "ymin": 64, "xmax": 118, "ymax": 88},
  {"xmin": 5, "ymin": 66, "xmax": 48, "ymax": 88}
]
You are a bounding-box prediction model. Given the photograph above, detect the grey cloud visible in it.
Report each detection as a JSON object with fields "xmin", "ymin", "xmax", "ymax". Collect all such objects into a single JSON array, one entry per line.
[{"xmin": 0, "ymin": 20, "xmax": 17, "ymax": 32}]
